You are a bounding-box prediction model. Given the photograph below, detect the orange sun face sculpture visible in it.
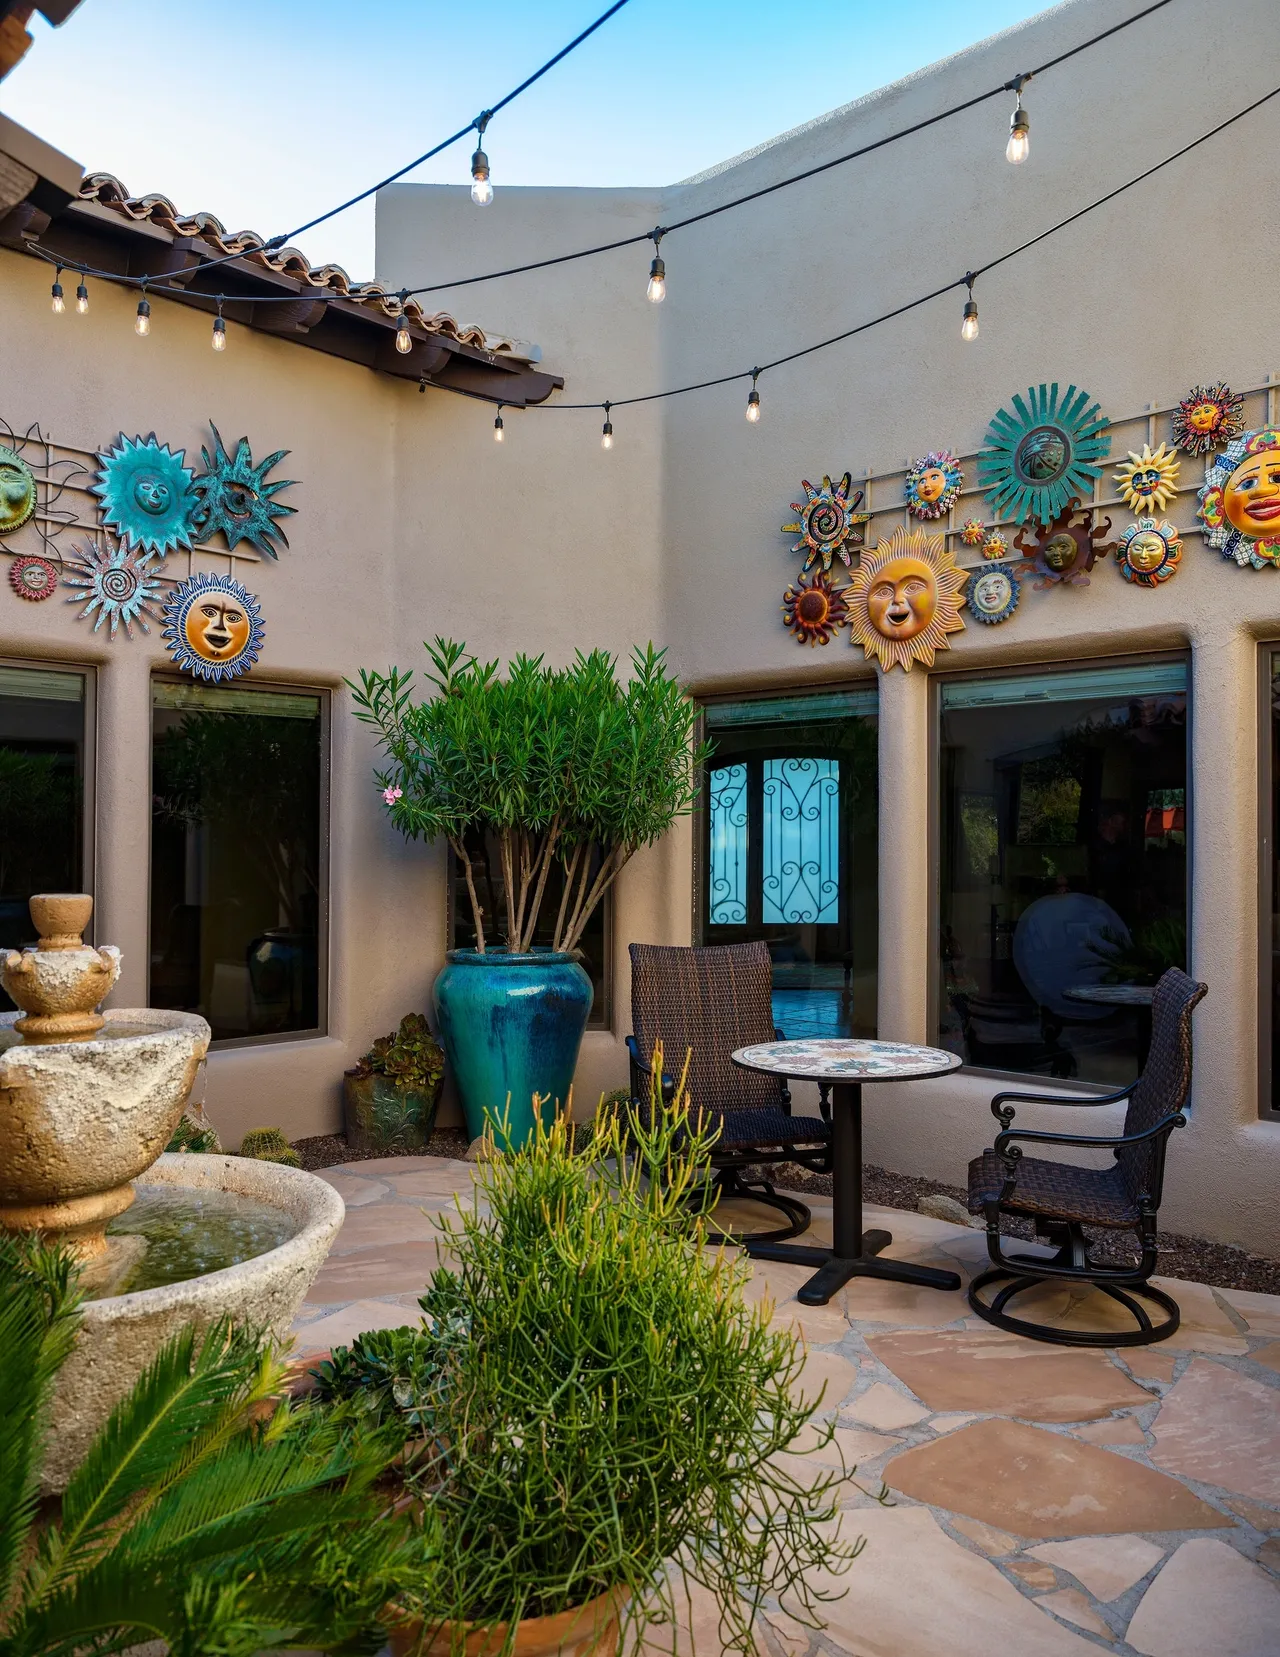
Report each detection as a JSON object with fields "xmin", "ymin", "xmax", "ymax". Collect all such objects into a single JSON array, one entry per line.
[
  {"xmin": 781, "ymin": 570, "xmax": 849, "ymax": 646},
  {"xmin": 846, "ymin": 527, "xmax": 968, "ymax": 672}
]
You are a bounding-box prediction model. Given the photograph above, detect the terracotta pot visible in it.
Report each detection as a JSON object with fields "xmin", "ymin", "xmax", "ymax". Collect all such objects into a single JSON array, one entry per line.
[{"xmin": 386, "ymin": 1585, "xmax": 628, "ymax": 1657}]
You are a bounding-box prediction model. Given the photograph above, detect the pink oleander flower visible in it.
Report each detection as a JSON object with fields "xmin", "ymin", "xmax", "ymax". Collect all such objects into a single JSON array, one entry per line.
[{"xmin": 382, "ymin": 785, "xmax": 403, "ymax": 806}]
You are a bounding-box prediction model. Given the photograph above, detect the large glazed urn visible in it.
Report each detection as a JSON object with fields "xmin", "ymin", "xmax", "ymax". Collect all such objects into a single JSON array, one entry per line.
[{"xmin": 432, "ymin": 950, "xmax": 593, "ymax": 1147}]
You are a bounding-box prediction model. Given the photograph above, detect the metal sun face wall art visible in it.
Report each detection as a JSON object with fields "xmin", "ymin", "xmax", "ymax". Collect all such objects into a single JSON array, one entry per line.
[
  {"xmin": 782, "ymin": 473, "xmax": 870, "ymax": 572},
  {"xmin": 0, "ymin": 444, "xmax": 36, "ymax": 535},
  {"xmin": 63, "ymin": 537, "xmax": 167, "ymax": 638},
  {"xmin": 1012, "ymin": 499, "xmax": 1116, "ymax": 589},
  {"xmin": 966, "ymin": 562, "xmax": 1021, "ymax": 624},
  {"xmin": 1114, "ymin": 442, "xmax": 1181, "ymax": 515},
  {"xmin": 1172, "ymin": 382, "xmax": 1244, "ymax": 457},
  {"xmin": 977, "ymin": 383, "xmax": 1111, "ymax": 527},
  {"xmin": 904, "ymin": 451, "xmax": 963, "ymax": 520},
  {"xmin": 92, "ymin": 433, "xmax": 197, "ymax": 558},
  {"xmin": 191, "ymin": 423, "xmax": 297, "ymax": 558},
  {"xmin": 846, "ymin": 526, "xmax": 967, "ymax": 673},
  {"xmin": 1198, "ymin": 426, "xmax": 1280, "ymax": 569},
  {"xmin": 1117, "ymin": 518, "xmax": 1181, "ymax": 587},
  {"xmin": 163, "ymin": 571, "xmax": 265, "ymax": 682},
  {"xmin": 781, "ymin": 570, "xmax": 849, "ymax": 646}
]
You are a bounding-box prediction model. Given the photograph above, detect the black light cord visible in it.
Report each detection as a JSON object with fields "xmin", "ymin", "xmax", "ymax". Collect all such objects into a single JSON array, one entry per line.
[{"xmin": 399, "ymin": 0, "xmax": 1177, "ymax": 299}]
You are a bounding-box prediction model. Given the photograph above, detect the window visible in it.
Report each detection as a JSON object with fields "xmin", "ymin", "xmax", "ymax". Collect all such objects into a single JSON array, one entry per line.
[
  {"xmin": 938, "ymin": 659, "xmax": 1188, "ymax": 1084},
  {"xmin": 150, "ymin": 680, "xmax": 326, "ymax": 1043},
  {"xmin": 1265, "ymin": 651, "xmax": 1280, "ymax": 1118},
  {"xmin": 0, "ymin": 664, "xmax": 90, "ymax": 1007},
  {"xmin": 449, "ymin": 834, "xmax": 611, "ymax": 1028},
  {"xmin": 699, "ymin": 689, "xmax": 878, "ymax": 1039}
]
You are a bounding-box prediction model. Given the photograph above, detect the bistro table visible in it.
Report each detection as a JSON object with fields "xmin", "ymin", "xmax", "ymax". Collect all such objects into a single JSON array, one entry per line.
[
  {"xmin": 731, "ymin": 1038, "xmax": 964, "ymax": 1307},
  {"xmin": 1065, "ymin": 982, "xmax": 1155, "ymax": 1069}
]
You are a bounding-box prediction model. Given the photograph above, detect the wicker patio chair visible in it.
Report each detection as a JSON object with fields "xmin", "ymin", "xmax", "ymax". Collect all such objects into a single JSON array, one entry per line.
[
  {"xmin": 966, "ymin": 966, "xmax": 1207, "ymax": 1347},
  {"xmin": 626, "ymin": 941, "xmax": 832, "ymax": 1244}
]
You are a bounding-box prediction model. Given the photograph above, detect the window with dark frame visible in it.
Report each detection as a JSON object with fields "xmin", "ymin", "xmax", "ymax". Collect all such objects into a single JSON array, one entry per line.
[
  {"xmin": 1267, "ymin": 650, "xmax": 1280, "ymax": 1117},
  {"xmin": 698, "ymin": 689, "xmax": 879, "ymax": 1040},
  {"xmin": 149, "ymin": 679, "xmax": 325, "ymax": 1044},
  {"xmin": 0, "ymin": 664, "xmax": 89, "ymax": 1008},
  {"xmin": 937, "ymin": 659, "xmax": 1188, "ymax": 1085}
]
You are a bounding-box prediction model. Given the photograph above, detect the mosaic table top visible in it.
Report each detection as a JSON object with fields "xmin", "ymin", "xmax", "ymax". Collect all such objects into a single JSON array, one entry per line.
[
  {"xmin": 1065, "ymin": 983, "xmax": 1156, "ymax": 1006},
  {"xmin": 732, "ymin": 1038, "xmax": 963, "ymax": 1083}
]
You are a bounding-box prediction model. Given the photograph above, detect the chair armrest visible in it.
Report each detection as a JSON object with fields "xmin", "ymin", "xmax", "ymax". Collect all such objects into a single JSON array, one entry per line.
[
  {"xmin": 625, "ymin": 1034, "xmax": 675, "ymax": 1101},
  {"xmin": 990, "ymin": 1083, "xmax": 1133, "ymax": 1127},
  {"xmin": 994, "ymin": 1112, "xmax": 1186, "ymax": 1159}
]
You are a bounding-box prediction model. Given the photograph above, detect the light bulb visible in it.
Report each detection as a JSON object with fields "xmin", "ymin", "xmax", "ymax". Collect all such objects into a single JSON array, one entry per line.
[
  {"xmin": 135, "ymin": 296, "xmax": 151, "ymax": 336},
  {"xmin": 395, "ymin": 312, "xmax": 412, "ymax": 353},
  {"xmin": 961, "ymin": 298, "xmax": 979, "ymax": 342},
  {"xmin": 470, "ymin": 147, "xmax": 492, "ymax": 205},
  {"xmin": 50, "ymin": 274, "xmax": 64, "ymax": 314},
  {"xmin": 494, "ymin": 411, "xmax": 504, "ymax": 442},
  {"xmin": 646, "ymin": 254, "xmax": 666, "ymax": 303},
  {"xmin": 75, "ymin": 280, "xmax": 88, "ymax": 314},
  {"xmin": 1006, "ymin": 102, "xmax": 1030, "ymax": 164},
  {"xmin": 601, "ymin": 418, "xmax": 614, "ymax": 450},
  {"xmin": 212, "ymin": 314, "xmax": 226, "ymax": 351},
  {"xmin": 746, "ymin": 386, "xmax": 761, "ymax": 423}
]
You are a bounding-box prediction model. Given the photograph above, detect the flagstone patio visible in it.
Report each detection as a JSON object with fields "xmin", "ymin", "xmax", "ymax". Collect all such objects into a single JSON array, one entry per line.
[{"xmin": 290, "ymin": 1157, "xmax": 1280, "ymax": 1657}]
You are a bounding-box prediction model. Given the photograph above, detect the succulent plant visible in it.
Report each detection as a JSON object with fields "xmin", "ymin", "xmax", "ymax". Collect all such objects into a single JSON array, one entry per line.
[{"xmin": 238, "ymin": 1126, "xmax": 301, "ymax": 1167}]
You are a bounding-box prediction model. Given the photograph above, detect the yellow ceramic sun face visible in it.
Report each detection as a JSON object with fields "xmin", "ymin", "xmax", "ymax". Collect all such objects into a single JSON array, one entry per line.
[
  {"xmin": 1125, "ymin": 530, "xmax": 1168, "ymax": 573},
  {"xmin": 1223, "ymin": 445, "xmax": 1280, "ymax": 538},
  {"xmin": 847, "ymin": 526, "xmax": 967, "ymax": 672},
  {"xmin": 1114, "ymin": 442, "xmax": 1180, "ymax": 515},
  {"xmin": 1186, "ymin": 400, "xmax": 1221, "ymax": 435},
  {"xmin": 184, "ymin": 596, "xmax": 251, "ymax": 662}
]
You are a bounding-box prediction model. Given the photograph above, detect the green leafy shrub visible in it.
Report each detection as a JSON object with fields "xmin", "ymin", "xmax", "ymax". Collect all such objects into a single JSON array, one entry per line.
[
  {"xmin": 368, "ymin": 1056, "xmax": 860, "ymax": 1652},
  {"xmin": 166, "ymin": 1115, "xmax": 220, "ymax": 1155},
  {"xmin": 238, "ymin": 1126, "xmax": 300, "ymax": 1167},
  {"xmin": 0, "ymin": 1235, "xmax": 419, "ymax": 1656},
  {"xmin": 353, "ymin": 1012, "xmax": 445, "ymax": 1094},
  {"xmin": 350, "ymin": 640, "xmax": 707, "ymax": 954}
]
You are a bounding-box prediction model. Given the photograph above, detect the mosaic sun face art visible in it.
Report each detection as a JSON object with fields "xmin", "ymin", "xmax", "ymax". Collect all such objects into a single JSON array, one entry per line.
[
  {"xmin": 1198, "ymin": 427, "xmax": 1280, "ymax": 568},
  {"xmin": 966, "ymin": 562, "xmax": 1020, "ymax": 625},
  {"xmin": 1172, "ymin": 382, "xmax": 1244, "ymax": 457},
  {"xmin": 163, "ymin": 571, "xmax": 264, "ymax": 681},
  {"xmin": 781, "ymin": 569, "xmax": 849, "ymax": 646},
  {"xmin": 977, "ymin": 383, "xmax": 1110, "ymax": 526},
  {"xmin": 904, "ymin": 450, "xmax": 963, "ymax": 520},
  {"xmin": 960, "ymin": 519, "xmax": 986, "ymax": 547},
  {"xmin": 0, "ymin": 445, "xmax": 36, "ymax": 534},
  {"xmin": 63, "ymin": 537, "xmax": 166, "ymax": 638},
  {"xmin": 846, "ymin": 526, "xmax": 967, "ymax": 672},
  {"xmin": 8, "ymin": 554, "xmax": 58, "ymax": 601},
  {"xmin": 92, "ymin": 433, "xmax": 197, "ymax": 558},
  {"xmin": 1114, "ymin": 442, "xmax": 1180, "ymax": 515},
  {"xmin": 191, "ymin": 423, "xmax": 296, "ymax": 558},
  {"xmin": 982, "ymin": 530, "xmax": 1009, "ymax": 561},
  {"xmin": 1117, "ymin": 518, "xmax": 1181, "ymax": 587},
  {"xmin": 782, "ymin": 472, "xmax": 869, "ymax": 572},
  {"xmin": 1013, "ymin": 500, "xmax": 1116, "ymax": 589}
]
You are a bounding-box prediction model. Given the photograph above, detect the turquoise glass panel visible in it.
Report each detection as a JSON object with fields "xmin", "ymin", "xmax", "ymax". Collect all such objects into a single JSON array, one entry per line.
[
  {"xmin": 708, "ymin": 762, "xmax": 747, "ymax": 923},
  {"xmin": 762, "ymin": 757, "xmax": 840, "ymax": 925}
]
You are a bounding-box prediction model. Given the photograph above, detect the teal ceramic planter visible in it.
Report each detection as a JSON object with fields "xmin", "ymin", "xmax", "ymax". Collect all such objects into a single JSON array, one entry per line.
[{"xmin": 432, "ymin": 949, "xmax": 593, "ymax": 1148}]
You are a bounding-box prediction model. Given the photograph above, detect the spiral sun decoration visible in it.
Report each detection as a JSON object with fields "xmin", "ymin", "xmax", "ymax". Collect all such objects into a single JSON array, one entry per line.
[
  {"xmin": 846, "ymin": 527, "xmax": 968, "ymax": 673},
  {"xmin": 781, "ymin": 570, "xmax": 849, "ymax": 646},
  {"xmin": 63, "ymin": 537, "xmax": 166, "ymax": 638},
  {"xmin": 782, "ymin": 473, "xmax": 870, "ymax": 572},
  {"xmin": 1172, "ymin": 382, "xmax": 1244, "ymax": 457},
  {"xmin": 977, "ymin": 383, "xmax": 1110, "ymax": 526},
  {"xmin": 1114, "ymin": 442, "xmax": 1180, "ymax": 515}
]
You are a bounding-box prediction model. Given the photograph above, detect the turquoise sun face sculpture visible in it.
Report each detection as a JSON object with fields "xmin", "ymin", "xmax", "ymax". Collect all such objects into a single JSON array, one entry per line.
[
  {"xmin": 190, "ymin": 423, "xmax": 297, "ymax": 558},
  {"xmin": 977, "ymin": 384, "xmax": 1111, "ymax": 528},
  {"xmin": 91, "ymin": 433, "xmax": 197, "ymax": 558}
]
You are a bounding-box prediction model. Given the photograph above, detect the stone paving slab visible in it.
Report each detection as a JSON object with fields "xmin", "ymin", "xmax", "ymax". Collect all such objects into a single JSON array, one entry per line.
[{"xmin": 289, "ymin": 1154, "xmax": 1280, "ymax": 1655}]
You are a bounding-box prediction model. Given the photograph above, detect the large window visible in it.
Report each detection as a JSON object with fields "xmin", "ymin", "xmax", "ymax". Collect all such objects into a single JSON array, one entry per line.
[
  {"xmin": 938, "ymin": 660, "xmax": 1188, "ymax": 1084},
  {"xmin": 0, "ymin": 664, "xmax": 90, "ymax": 1007},
  {"xmin": 1266, "ymin": 651, "xmax": 1280, "ymax": 1118},
  {"xmin": 150, "ymin": 680, "xmax": 325, "ymax": 1043},
  {"xmin": 699, "ymin": 689, "xmax": 878, "ymax": 1039}
]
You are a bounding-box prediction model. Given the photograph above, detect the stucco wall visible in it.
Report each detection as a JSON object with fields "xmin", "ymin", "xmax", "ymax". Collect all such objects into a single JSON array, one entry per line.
[{"xmin": 376, "ymin": 0, "xmax": 1280, "ymax": 1254}]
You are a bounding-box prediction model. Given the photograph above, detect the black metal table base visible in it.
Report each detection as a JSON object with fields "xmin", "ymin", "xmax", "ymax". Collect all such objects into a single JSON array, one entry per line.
[{"xmin": 743, "ymin": 1079, "xmax": 963, "ymax": 1306}]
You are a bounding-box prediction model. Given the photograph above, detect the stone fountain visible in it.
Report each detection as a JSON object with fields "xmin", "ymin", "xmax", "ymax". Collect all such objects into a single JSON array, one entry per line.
[{"xmin": 0, "ymin": 894, "xmax": 342, "ymax": 1488}]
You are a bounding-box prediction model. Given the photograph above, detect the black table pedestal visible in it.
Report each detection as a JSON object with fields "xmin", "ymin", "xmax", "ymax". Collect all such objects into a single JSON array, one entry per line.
[{"xmin": 745, "ymin": 1080, "xmax": 963, "ymax": 1306}]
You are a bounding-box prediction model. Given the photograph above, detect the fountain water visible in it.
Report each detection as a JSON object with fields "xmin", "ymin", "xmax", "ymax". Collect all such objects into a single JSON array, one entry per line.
[{"xmin": 0, "ymin": 895, "xmax": 342, "ymax": 1488}]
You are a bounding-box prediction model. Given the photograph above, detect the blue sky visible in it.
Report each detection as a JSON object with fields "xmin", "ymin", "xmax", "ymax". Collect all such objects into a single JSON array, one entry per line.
[{"xmin": 6, "ymin": 0, "xmax": 1045, "ymax": 278}]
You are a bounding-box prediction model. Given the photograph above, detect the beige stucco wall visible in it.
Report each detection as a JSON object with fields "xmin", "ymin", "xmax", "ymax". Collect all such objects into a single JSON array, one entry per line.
[{"xmin": 376, "ymin": 0, "xmax": 1280, "ymax": 1254}]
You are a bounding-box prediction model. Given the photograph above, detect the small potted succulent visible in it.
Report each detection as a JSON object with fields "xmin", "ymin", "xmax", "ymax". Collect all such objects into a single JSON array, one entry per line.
[{"xmin": 344, "ymin": 1013, "xmax": 445, "ymax": 1155}]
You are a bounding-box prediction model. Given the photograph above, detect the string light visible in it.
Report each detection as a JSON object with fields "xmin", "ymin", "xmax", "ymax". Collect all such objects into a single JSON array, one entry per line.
[
  {"xmin": 75, "ymin": 277, "xmax": 88, "ymax": 314},
  {"xmin": 961, "ymin": 274, "xmax": 979, "ymax": 342},
  {"xmin": 494, "ymin": 405, "xmax": 505, "ymax": 442},
  {"xmin": 646, "ymin": 229, "xmax": 666, "ymax": 303},
  {"xmin": 395, "ymin": 293, "xmax": 413, "ymax": 353},
  {"xmin": 50, "ymin": 267, "xmax": 64, "ymax": 313},
  {"xmin": 471, "ymin": 112, "xmax": 493, "ymax": 205},
  {"xmin": 1006, "ymin": 74, "xmax": 1031, "ymax": 164},
  {"xmin": 601, "ymin": 402, "xmax": 614, "ymax": 450},
  {"xmin": 135, "ymin": 286, "xmax": 151, "ymax": 337},
  {"xmin": 745, "ymin": 369, "xmax": 762, "ymax": 423},
  {"xmin": 211, "ymin": 297, "xmax": 226, "ymax": 351}
]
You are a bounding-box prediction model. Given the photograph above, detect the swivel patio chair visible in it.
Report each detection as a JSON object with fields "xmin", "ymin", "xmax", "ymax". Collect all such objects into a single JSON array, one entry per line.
[
  {"xmin": 626, "ymin": 941, "xmax": 832, "ymax": 1245},
  {"xmin": 966, "ymin": 966, "xmax": 1206, "ymax": 1347}
]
